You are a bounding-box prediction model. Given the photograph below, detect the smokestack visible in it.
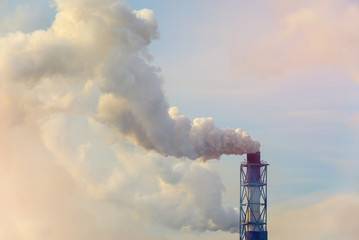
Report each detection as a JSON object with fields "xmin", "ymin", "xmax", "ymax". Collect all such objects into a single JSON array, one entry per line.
[{"xmin": 240, "ymin": 152, "xmax": 268, "ymax": 240}]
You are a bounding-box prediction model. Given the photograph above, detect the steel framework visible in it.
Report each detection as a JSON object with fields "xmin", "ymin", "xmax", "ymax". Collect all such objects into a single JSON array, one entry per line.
[{"xmin": 240, "ymin": 154, "xmax": 268, "ymax": 240}]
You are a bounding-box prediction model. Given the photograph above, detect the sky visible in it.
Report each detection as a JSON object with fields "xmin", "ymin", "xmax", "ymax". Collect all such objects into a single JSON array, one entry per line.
[{"xmin": 0, "ymin": 0, "xmax": 359, "ymax": 239}]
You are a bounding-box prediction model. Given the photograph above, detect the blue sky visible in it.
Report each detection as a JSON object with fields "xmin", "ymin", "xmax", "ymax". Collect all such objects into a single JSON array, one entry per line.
[{"xmin": 0, "ymin": 0, "xmax": 358, "ymax": 239}]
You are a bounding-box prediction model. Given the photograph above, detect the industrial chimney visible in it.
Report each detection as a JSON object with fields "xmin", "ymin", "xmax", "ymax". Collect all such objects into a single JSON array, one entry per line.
[{"xmin": 240, "ymin": 152, "xmax": 268, "ymax": 240}]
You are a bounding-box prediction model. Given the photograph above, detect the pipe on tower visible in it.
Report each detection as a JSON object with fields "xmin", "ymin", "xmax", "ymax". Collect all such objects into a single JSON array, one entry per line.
[
  {"xmin": 240, "ymin": 152, "xmax": 268, "ymax": 240},
  {"xmin": 246, "ymin": 152, "xmax": 261, "ymax": 234}
]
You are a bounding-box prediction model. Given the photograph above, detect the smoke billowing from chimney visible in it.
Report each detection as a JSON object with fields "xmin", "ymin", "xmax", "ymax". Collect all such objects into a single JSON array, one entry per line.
[
  {"xmin": 0, "ymin": 0, "xmax": 261, "ymax": 235},
  {"xmin": 0, "ymin": 0, "xmax": 259, "ymax": 161}
]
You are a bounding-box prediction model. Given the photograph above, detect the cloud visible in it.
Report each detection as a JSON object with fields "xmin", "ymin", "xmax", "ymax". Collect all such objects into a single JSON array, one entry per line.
[
  {"xmin": 233, "ymin": 0, "xmax": 359, "ymax": 81},
  {"xmin": 270, "ymin": 193, "xmax": 359, "ymax": 240},
  {"xmin": 0, "ymin": 123, "xmax": 156, "ymax": 240},
  {"xmin": 0, "ymin": 2, "xmax": 54, "ymax": 34}
]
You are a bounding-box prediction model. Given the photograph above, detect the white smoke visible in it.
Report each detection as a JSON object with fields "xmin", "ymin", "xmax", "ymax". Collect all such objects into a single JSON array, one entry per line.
[
  {"xmin": 0, "ymin": 0, "xmax": 259, "ymax": 236},
  {"xmin": 0, "ymin": 0, "xmax": 259, "ymax": 161},
  {"xmin": 37, "ymin": 113, "xmax": 240, "ymax": 233}
]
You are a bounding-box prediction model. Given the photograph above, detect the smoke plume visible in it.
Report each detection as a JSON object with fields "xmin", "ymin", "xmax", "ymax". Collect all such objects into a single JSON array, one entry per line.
[
  {"xmin": 0, "ymin": 0, "xmax": 259, "ymax": 236},
  {"xmin": 0, "ymin": 0, "xmax": 259, "ymax": 161}
]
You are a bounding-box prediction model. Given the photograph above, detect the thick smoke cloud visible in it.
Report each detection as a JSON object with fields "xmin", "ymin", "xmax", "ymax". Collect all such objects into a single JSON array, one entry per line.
[
  {"xmin": 93, "ymin": 0, "xmax": 261, "ymax": 160},
  {"xmin": 39, "ymin": 114, "xmax": 240, "ymax": 233},
  {"xmin": 0, "ymin": 0, "xmax": 252, "ymax": 236},
  {"xmin": 0, "ymin": 0, "xmax": 259, "ymax": 162}
]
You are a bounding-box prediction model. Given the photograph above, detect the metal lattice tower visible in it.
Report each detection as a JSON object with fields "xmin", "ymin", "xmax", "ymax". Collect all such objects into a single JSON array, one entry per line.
[{"xmin": 240, "ymin": 152, "xmax": 268, "ymax": 240}]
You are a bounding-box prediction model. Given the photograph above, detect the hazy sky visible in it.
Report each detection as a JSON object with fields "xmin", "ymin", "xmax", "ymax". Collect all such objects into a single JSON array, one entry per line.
[{"xmin": 0, "ymin": 0, "xmax": 359, "ymax": 239}]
